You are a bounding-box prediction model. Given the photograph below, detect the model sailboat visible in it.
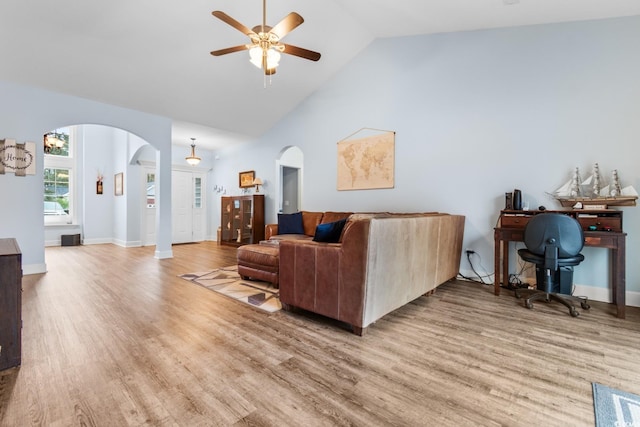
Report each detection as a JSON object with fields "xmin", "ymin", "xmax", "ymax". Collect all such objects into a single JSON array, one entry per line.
[{"xmin": 552, "ymin": 164, "xmax": 637, "ymax": 207}]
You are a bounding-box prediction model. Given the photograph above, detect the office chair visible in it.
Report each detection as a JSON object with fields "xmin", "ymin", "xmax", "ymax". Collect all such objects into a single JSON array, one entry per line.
[{"xmin": 515, "ymin": 213, "xmax": 590, "ymax": 317}]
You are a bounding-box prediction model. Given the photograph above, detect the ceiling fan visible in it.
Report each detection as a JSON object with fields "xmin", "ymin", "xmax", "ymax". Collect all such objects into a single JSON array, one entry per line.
[{"xmin": 210, "ymin": 0, "xmax": 321, "ymax": 76}]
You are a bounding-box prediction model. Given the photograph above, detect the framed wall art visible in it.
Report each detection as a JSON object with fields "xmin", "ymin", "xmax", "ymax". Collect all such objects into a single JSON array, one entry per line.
[
  {"xmin": 239, "ymin": 170, "xmax": 255, "ymax": 188},
  {"xmin": 114, "ymin": 172, "xmax": 124, "ymax": 196}
]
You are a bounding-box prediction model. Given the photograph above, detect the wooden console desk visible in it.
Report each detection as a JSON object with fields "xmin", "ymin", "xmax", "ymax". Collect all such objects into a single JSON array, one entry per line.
[{"xmin": 494, "ymin": 210, "xmax": 627, "ymax": 318}]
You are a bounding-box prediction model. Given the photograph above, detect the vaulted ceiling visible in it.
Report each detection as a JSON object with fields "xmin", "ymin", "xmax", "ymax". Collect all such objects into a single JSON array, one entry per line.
[{"xmin": 2, "ymin": 0, "xmax": 639, "ymax": 149}]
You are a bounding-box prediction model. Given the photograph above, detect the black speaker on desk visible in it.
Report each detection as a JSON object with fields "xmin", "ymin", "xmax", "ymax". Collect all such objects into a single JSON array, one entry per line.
[{"xmin": 512, "ymin": 189, "xmax": 522, "ymax": 210}]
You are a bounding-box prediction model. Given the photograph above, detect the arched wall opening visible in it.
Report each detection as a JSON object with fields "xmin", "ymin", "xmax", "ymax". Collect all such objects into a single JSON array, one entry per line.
[
  {"xmin": 43, "ymin": 124, "xmax": 162, "ymax": 255},
  {"xmin": 275, "ymin": 146, "xmax": 304, "ymax": 218},
  {"xmin": 0, "ymin": 80, "xmax": 173, "ymax": 273}
]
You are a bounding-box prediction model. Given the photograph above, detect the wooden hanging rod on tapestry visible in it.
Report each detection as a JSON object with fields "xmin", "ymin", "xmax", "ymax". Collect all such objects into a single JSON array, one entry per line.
[{"xmin": 338, "ymin": 128, "xmax": 396, "ymax": 143}]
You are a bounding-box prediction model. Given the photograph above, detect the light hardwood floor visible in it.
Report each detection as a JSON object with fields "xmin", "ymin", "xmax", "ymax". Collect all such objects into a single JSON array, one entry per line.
[{"xmin": 1, "ymin": 242, "xmax": 639, "ymax": 426}]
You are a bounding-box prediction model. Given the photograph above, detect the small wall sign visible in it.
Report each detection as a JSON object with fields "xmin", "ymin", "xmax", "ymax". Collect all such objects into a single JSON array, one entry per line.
[{"xmin": 0, "ymin": 139, "xmax": 37, "ymax": 176}]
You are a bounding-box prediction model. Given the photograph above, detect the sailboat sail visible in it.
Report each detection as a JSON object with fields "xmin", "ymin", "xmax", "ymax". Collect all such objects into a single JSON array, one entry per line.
[{"xmin": 554, "ymin": 180, "xmax": 572, "ymax": 197}]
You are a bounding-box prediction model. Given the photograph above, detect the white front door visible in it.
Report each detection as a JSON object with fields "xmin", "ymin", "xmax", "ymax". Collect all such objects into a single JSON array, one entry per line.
[
  {"xmin": 171, "ymin": 170, "xmax": 206, "ymax": 244},
  {"xmin": 172, "ymin": 170, "xmax": 192, "ymax": 243}
]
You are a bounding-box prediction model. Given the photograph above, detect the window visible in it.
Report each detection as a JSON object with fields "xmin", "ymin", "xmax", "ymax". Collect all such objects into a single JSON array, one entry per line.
[
  {"xmin": 44, "ymin": 128, "xmax": 74, "ymax": 225},
  {"xmin": 194, "ymin": 177, "xmax": 202, "ymax": 208},
  {"xmin": 146, "ymin": 173, "xmax": 155, "ymax": 208}
]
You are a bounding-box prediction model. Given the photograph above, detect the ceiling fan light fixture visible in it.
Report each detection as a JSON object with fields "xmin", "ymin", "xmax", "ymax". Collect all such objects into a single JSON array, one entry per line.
[
  {"xmin": 185, "ymin": 138, "xmax": 201, "ymax": 166},
  {"xmin": 210, "ymin": 0, "xmax": 320, "ymax": 78},
  {"xmin": 249, "ymin": 46, "xmax": 281, "ymax": 70}
]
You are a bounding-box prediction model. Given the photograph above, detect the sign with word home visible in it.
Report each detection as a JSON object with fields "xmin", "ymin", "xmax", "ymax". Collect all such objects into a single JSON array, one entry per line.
[{"xmin": 0, "ymin": 139, "xmax": 36, "ymax": 176}]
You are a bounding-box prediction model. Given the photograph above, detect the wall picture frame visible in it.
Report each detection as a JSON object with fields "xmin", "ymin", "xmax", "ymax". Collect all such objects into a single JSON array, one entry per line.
[
  {"xmin": 239, "ymin": 170, "xmax": 255, "ymax": 188},
  {"xmin": 114, "ymin": 172, "xmax": 124, "ymax": 196}
]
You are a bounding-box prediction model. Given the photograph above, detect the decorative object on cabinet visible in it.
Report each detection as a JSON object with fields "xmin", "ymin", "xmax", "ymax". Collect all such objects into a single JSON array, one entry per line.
[
  {"xmin": 253, "ymin": 177, "xmax": 263, "ymax": 192},
  {"xmin": 185, "ymin": 137, "xmax": 201, "ymax": 166},
  {"xmin": 239, "ymin": 170, "xmax": 255, "ymax": 188},
  {"xmin": 0, "ymin": 238, "xmax": 22, "ymax": 370},
  {"xmin": 220, "ymin": 195, "xmax": 264, "ymax": 246},
  {"xmin": 114, "ymin": 172, "xmax": 124, "ymax": 196}
]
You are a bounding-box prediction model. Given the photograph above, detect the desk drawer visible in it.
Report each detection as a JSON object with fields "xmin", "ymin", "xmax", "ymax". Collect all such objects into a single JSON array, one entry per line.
[
  {"xmin": 578, "ymin": 217, "xmax": 622, "ymax": 232},
  {"xmin": 500, "ymin": 216, "xmax": 530, "ymax": 228}
]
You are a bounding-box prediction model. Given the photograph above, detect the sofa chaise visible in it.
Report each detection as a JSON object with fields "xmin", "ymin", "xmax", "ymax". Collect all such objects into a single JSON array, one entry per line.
[{"xmin": 276, "ymin": 212, "xmax": 465, "ymax": 335}]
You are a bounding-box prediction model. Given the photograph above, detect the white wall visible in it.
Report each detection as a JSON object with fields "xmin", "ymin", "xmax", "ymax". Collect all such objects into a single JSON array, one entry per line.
[
  {"xmin": 82, "ymin": 125, "xmax": 115, "ymax": 244},
  {"xmin": 0, "ymin": 80, "xmax": 174, "ymax": 273},
  {"xmin": 212, "ymin": 16, "xmax": 640, "ymax": 303}
]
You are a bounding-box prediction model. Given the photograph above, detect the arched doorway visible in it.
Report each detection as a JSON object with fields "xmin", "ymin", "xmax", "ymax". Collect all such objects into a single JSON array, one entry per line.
[
  {"xmin": 275, "ymin": 146, "xmax": 303, "ymax": 217},
  {"xmin": 43, "ymin": 124, "xmax": 159, "ymax": 250}
]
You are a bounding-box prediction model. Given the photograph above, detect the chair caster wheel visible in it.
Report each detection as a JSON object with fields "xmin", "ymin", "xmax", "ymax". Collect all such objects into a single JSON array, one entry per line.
[
  {"xmin": 515, "ymin": 290, "xmax": 522, "ymax": 299},
  {"xmin": 581, "ymin": 301, "xmax": 591, "ymax": 310},
  {"xmin": 570, "ymin": 309, "xmax": 580, "ymax": 317},
  {"xmin": 525, "ymin": 301, "xmax": 534, "ymax": 309}
]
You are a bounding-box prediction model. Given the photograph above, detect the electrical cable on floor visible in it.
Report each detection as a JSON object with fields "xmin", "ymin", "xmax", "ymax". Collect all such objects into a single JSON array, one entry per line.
[
  {"xmin": 457, "ymin": 272, "xmax": 486, "ymax": 285},
  {"xmin": 462, "ymin": 251, "xmax": 493, "ymax": 285},
  {"xmin": 504, "ymin": 243, "xmax": 534, "ymax": 290}
]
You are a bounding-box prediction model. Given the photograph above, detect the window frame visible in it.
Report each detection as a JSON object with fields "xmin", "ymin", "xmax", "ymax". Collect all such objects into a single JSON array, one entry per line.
[{"xmin": 44, "ymin": 128, "xmax": 76, "ymax": 226}]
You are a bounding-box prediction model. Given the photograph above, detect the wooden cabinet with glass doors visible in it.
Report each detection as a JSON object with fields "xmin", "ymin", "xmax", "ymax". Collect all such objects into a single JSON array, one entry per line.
[{"xmin": 220, "ymin": 195, "xmax": 264, "ymax": 246}]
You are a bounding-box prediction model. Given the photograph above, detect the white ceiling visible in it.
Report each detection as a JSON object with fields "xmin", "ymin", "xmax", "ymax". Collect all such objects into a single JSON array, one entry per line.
[{"xmin": 2, "ymin": 0, "xmax": 640, "ymax": 149}]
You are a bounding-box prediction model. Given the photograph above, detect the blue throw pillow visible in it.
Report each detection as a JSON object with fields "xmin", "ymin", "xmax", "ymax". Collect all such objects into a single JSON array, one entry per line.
[
  {"xmin": 313, "ymin": 218, "xmax": 347, "ymax": 243},
  {"xmin": 278, "ymin": 212, "xmax": 304, "ymax": 235}
]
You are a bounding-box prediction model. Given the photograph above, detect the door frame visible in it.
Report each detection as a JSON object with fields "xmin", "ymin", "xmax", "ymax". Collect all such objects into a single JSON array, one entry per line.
[{"xmin": 275, "ymin": 146, "xmax": 304, "ymax": 217}]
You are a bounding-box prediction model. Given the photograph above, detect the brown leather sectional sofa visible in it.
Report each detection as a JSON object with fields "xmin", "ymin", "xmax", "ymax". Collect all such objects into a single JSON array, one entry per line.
[{"xmin": 275, "ymin": 212, "xmax": 465, "ymax": 335}]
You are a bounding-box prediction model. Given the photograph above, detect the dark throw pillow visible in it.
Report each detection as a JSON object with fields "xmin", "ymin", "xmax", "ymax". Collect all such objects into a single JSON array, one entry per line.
[
  {"xmin": 277, "ymin": 212, "xmax": 304, "ymax": 235},
  {"xmin": 313, "ymin": 218, "xmax": 347, "ymax": 243}
]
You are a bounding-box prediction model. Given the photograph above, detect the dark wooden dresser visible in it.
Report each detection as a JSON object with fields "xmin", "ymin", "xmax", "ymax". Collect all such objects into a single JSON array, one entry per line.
[{"xmin": 0, "ymin": 238, "xmax": 22, "ymax": 370}]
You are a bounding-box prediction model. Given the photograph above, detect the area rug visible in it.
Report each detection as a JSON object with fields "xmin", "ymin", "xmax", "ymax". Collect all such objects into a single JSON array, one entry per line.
[
  {"xmin": 179, "ymin": 266, "xmax": 281, "ymax": 313},
  {"xmin": 593, "ymin": 382, "xmax": 640, "ymax": 426}
]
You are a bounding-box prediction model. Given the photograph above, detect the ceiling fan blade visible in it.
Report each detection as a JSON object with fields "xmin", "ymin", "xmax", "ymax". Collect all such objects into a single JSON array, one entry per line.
[
  {"xmin": 269, "ymin": 12, "xmax": 304, "ymax": 39},
  {"xmin": 210, "ymin": 45, "xmax": 249, "ymax": 56},
  {"xmin": 282, "ymin": 44, "xmax": 321, "ymax": 61},
  {"xmin": 211, "ymin": 11, "xmax": 255, "ymax": 36}
]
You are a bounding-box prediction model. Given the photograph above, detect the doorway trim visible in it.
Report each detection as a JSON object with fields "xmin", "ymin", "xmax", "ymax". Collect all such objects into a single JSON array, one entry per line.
[{"xmin": 275, "ymin": 146, "xmax": 303, "ymax": 218}]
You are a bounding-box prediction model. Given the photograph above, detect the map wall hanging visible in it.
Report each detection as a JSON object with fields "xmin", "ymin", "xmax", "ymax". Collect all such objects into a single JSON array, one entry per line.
[{"xmin": 337, "ymin": 128, "xmax": 395, "ymax": 191}]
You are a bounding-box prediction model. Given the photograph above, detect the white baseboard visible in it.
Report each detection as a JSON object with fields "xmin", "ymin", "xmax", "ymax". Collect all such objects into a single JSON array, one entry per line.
[
  {"xmin": 82, "ymin": 238, "xmax": 112, "ymax": 245},
  {"xmin": 460, "ymin": 267, "xmax": 640, "ymax": 308},
  {"xmin": 155, "ymin": 249, "xmax": 173, "ymax": 259},
  {"xmin": 112, "ymin": 239, "xmax": 142, "ymax": 248},
  {"xmin": 574, "ymin": 284, "xmax": 640, "ymax": 307},
  {"xmin": 23, "ymin": 263, "xmax": 47, "ymax": 275}
]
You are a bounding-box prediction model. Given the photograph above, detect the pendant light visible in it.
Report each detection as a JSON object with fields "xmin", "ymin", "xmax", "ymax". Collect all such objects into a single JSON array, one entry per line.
[{"xmin": 185, "ymin": 137, "xmax": 201, "ymax": 166}]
